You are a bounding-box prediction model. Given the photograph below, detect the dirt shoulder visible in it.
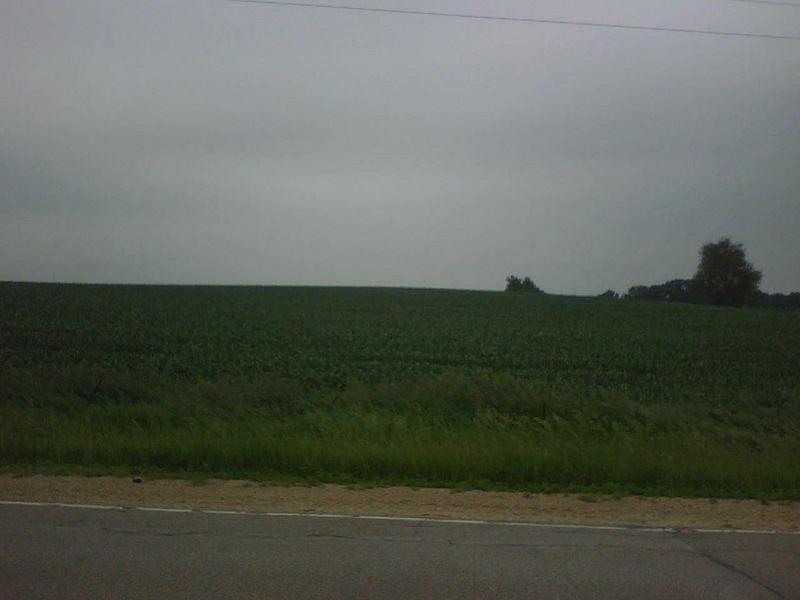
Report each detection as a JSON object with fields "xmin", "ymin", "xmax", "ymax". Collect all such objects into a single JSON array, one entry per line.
[{"xmin": 2, "ymin": 474, "xmax": 798, "ymax": 532}]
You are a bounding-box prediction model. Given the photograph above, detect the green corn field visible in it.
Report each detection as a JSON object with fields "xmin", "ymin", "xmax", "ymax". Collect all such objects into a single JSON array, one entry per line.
[{"xmin": 2, "ymin": 282, "xmax": 799, "ymax": 498}]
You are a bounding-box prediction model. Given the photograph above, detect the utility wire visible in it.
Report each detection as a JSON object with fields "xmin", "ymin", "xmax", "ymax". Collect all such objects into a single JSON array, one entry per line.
[
  {"xmin": 222, "ymin": 0, "xmax": 800, "ymax": 40},
  {"xmin": 723, "ymin": 0, "xmax": 800, "ymax": 7}
]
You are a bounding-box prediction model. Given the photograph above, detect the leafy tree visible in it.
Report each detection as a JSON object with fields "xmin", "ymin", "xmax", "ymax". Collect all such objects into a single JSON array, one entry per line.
[
  {"xmin": 691, "ymin": 238, "xmax": 762, "ymax": 306},
  {"xmin": 598, "ymin": 289, "xmax": 619, "ymax": 300},
  {"xmin": 521, "ymin": 277, "xmax": 541, "ymax": 293},
  {"xmin": 505, "ymin": 275, "xmax": 542, "ymax": 293},
  {"xmin": 505, "ymin": 275, "xmax": 523, "ymax": 292}
]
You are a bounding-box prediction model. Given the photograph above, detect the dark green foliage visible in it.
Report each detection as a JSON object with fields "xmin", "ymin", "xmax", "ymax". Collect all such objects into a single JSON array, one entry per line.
[
  {"xmin": 597, "ymin": 289, "xmax": 619, "ymax": 300},
  {"xmin": 625, "ymin": 279, "xmax": 695, "ymax": 303},
  {"xmin": 754, "ymin": 291, "xmax": 800, "ymax": 311},
  {"xmin": 1, "ymin": 282, "xmax": 798, "ymax": 403},
  {"xmin": 505, "ymin": 275, "xmax": 541, "ymax": 293},
  {"xmin": 691, "ymin": 238, "xmax": 762, "ymax": 307}
]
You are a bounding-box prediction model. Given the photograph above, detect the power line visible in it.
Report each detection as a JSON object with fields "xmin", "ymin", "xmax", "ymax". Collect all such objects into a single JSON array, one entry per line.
[
  {"xmin": 222, "ymin": 0, "xmax": 800, "ymax": 40},
  {"xmin": 723, "ymin": 0, "xmax": 800, "ymax": 7}
]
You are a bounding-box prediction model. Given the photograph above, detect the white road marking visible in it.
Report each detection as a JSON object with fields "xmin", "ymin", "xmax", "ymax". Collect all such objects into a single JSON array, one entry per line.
[
  {"xmin": 0, "ymin": 500, "xmax": 122, "ymax": 510},
  {"xmin": 0, "ymin": 500, "xmax": 796, "ymax": 534},
  {"xmin": 360, "ymin": 515, "xmax": 487, "ymax": 525}
]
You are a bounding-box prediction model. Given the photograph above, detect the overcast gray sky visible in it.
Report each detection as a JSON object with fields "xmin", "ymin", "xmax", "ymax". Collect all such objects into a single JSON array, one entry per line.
[{"xmin": 2, "ymin": 0, "xmax": 799, "ymax": 294}]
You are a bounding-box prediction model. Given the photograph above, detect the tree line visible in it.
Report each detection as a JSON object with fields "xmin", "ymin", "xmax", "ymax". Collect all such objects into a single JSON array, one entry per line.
[
  {"xmin": 622, "ymin": 278, "xmax": 800, "ymax": 310},
  {"xmin": 622, "ymin": 238, "xmax": 799, "ymax": 309},
  {"xmin": 507, "ymin": 238, "xmax": 800, "ymax": 309}
]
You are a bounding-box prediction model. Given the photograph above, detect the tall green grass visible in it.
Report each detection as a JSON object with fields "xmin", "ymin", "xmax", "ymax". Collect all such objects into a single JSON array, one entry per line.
[{"xmin": 2, "ymin": 368, "xmax": 798, "ymax": 498}]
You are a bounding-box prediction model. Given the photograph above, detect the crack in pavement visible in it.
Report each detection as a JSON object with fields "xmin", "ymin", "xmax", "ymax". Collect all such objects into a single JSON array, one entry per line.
[
  {"xmin": 51, "ymin": 517, "xmax": 713, "ymax": 555},
  {"xmin": 64, "ymin": 524, "xmax": 677, "ymax": 552},
  {"xmin": 674, "ymin": 533, "xmax": 789, "ymax": 600}
]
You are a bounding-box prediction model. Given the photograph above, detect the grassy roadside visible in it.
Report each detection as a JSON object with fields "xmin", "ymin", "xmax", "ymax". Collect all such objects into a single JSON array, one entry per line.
[{"xmin": 3, "ymin": 369, "xmax": 798, "ymax": 500}]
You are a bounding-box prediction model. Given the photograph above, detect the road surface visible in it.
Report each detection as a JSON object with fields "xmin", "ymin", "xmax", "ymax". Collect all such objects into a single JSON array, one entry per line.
[{"xmin": 1, "ymin": 503, "xmax": 798, "ymax": 599}]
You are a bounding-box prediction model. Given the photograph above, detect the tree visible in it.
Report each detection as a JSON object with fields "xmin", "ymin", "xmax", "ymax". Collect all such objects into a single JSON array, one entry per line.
[
  {"xmin": 691, "ymin": 238, "xmax": 762, "ymax": 307},
  {"xmin": 505, "ymin": 275, "xmax": 542, "ymax": 293},
  {"xmin": 521, "ymin": 277, "xmax": 541, "ymax": 293},
  {"xmin": 505, "ymin": 275, "xmax": 523, "ymax": 292}
]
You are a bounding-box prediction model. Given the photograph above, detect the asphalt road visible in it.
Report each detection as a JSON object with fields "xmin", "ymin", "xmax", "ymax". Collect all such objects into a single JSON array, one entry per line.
[{"xmin": 1, "ymin": 503, "xmax": 798, "ymax": 599}]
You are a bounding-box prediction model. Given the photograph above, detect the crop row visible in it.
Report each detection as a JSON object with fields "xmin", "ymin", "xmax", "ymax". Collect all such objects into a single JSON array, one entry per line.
[{"xmin": 2, "ymin": 282, "xmax": 799, "ymax": 406}]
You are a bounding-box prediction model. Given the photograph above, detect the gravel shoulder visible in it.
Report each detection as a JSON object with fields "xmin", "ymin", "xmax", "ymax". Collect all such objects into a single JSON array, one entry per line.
[{"xmin": 1, "ymin": 474, "xmax": 798, "ymax": 532}]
